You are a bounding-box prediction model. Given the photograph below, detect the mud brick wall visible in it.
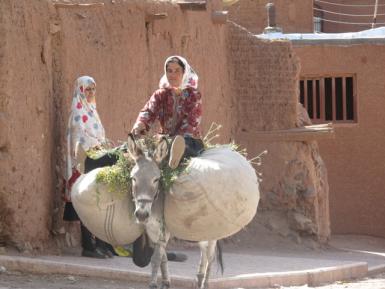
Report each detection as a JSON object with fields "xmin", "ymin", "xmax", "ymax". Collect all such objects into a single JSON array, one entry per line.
[
  {"xmin": 0, "ymin": 0, "xmax": 233, "ymax": 249},
  {"xmin": 227, "ymin": 23, "xmax": 330, "ymax": 243},
  {"xmin": 227, "ymin": 23, "xmax": 298, "ymax": 132},
  {"xmin": 0, "ymin": 0, "xmax": 330, "ymax": 249},
  {"xmin": 0, "ymin": 1, "xmax": 55, "ymax": 250}
]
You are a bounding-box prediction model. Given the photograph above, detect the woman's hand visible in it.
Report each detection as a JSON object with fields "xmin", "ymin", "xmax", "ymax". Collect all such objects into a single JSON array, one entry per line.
[{"xmin": 103, "ymin": 139, "xmax": 115, "ymax": 148}]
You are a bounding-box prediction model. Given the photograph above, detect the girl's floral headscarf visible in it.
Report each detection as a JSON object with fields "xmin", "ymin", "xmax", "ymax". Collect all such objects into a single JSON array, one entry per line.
[
  {"xmin": 159, "ymin": 55, "xmax": 199, "ymax": 89},
  {"xmin": 66, "ymin": 76, "xmax": 105, "ymax": 183}
]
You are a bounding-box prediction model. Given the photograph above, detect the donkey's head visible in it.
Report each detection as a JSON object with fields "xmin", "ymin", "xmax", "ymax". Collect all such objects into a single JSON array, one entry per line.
[{"xmin": 127, "ymin": 134, "xmax": 169, "ymax": 223}]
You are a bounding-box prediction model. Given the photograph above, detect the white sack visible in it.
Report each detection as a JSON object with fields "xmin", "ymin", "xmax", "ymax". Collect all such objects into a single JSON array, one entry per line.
[
  {"xmin": 165, "ymin": 147, "xmax": 260, "ymax": 241},
  {"xmin": 71, "ymin": 168, "xmax": 143, "ymax": 245}
]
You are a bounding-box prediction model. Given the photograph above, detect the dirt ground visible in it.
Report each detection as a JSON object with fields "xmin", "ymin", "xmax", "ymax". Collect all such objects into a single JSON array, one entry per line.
[
  {"xmin": 1, "ymin": 269, "xmax": 385, "ymax": 289},
  {"xmin": 2, "ymin": 232, "xmax": 385, "ymax": 289}
]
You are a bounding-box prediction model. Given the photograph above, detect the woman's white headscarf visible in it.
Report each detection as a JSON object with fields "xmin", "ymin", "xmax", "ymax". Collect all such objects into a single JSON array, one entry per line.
[
  {"xmin": 66, "ymin": 76, "xmax": 105, "ymax": 182},
  {"xmin": 159, "ymin": 55, "xmax": 199, "ymax": 89}
]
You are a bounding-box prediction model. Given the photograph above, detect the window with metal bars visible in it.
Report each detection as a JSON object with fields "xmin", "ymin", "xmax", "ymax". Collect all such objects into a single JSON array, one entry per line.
[{"xmin": 299, "ymin": 75, "xmax": 357, "ymax": 123}]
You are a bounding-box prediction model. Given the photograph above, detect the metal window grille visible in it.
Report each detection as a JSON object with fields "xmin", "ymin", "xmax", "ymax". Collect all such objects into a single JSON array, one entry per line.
[{"xmin": 299, "ymin": 75, "xmax": 357, "ymax": 123}]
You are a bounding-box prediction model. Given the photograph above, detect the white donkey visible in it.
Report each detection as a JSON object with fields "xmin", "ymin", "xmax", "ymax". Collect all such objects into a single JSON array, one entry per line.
[{"xmin": 126, "ymin": 134, "xmax": 223, "ymax": 289}]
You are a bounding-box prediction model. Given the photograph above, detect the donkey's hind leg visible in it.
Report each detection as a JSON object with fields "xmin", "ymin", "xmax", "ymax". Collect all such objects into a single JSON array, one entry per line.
[
  {"xmin": 197, "ymin": 241, "xmax": 217, "ymax": 289},
  {"xmin": 197, "ymin": 241, "xmax": 208, "ymax": 289}
]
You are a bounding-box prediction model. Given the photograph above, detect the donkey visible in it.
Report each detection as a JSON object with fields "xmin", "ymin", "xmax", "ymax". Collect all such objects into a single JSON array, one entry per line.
[{"xmin": 126, "ymin": 134, "xmax": 223, "ymax": 289}]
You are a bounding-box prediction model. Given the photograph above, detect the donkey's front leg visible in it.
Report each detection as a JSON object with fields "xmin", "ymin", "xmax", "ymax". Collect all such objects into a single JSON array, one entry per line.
[
  {"xmin": 149, "ymin": 244, "xmax": 162, "ymax": 289},
  {"xmin": 159, "ymin": 243, "xmax": 170, "ymax": 289}
]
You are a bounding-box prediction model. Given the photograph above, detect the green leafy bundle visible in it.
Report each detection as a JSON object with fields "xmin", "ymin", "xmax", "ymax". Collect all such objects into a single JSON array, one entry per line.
[{"xmin": 95, "ymin": 151, "xmax": 134, "ymax": 197}]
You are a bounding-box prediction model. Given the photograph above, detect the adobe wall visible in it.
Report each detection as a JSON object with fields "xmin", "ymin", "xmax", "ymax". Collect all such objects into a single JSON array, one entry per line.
[
  {"xmin": 0, "ymin": 0, "xmax": 233, "ymax": 250},
  {"xmin": 0, "ymin": 0, "xmax": 55, "ymax": 250},
  {"xmin": 294, "ymin": 43, "xmax": 385, "ymax": 238},
  {"xmin": 227, "ymin": 0, "xmax": 314, "ymax": 34},
  {"xmin": 0, "ymin": 0, "xmax": 330, "ymax": 250},
  {"xmin": 227, "ymin": 24, "xmax": 330, "ymax": 243}
]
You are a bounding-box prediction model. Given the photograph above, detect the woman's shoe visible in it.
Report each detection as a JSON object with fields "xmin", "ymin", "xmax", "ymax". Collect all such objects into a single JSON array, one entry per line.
[
  {"xmin": 96, "ymin": 246, "xmax": 115, "ymax": 258},
  {"xmin": 167, "ymin": 251, "xmax": 188, "ymax": 262},
  {"xmin": 169, "ymin": 136, "xmax": 185, "ymax": 169},
  {"xmin": 113, "ymin": 245, "xmax": 132, "ymax": 257}
]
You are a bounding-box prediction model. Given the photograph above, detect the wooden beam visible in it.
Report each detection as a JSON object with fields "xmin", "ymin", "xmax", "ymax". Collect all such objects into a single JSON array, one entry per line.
[
  {"xmin": 239, "ymin": 123, "xmax": 335, "ymax": 142},
  {"xmin": 54, "ymin": 3, "xmax": 104, "ymax": 8},
  {"xmin": 145, "ymin": 13, "xmax": 168, "ymax": 22},
  {"xmin": 177, "ymin": 1, "xmax": 207, "ymax": 11}
]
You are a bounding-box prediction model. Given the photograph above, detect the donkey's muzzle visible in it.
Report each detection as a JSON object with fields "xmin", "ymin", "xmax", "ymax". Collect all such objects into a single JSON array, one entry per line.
[
  {"xmin": 135, "ymin": 209, "xmax": 149, "ymax": 222},
  {"xmin": 134, "ymin": 199, "xmax": 152, "ymax": 223}
]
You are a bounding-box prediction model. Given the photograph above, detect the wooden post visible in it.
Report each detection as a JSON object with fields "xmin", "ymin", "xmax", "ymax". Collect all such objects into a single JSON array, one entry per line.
[
  {"xmin": 312, "ymin": 79, "xmax": 317, "ymax": 120},
  {"xmin": 331, "ymin": 77, "xmax": 336, "ymax": 121},
  {"xmin": 342, "ymin": 77, "xmax": 347, "ymax": 121},
  {"xmin": 320, "ymin": 78, "xmax": 325, "ymax": 121}
]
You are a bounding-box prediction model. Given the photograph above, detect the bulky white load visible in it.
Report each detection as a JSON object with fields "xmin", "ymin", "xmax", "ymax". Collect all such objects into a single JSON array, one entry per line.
[
  {"xmin": 71, "ymin": 147, "xmax": 260, "ymax": 243},
  {"xmin": 165, "ymin": 146, "xmax": 260, "ymax": 241},
  {"xmin": 71, "ymin": 168, "xmax": 143, "ymax": 245}
]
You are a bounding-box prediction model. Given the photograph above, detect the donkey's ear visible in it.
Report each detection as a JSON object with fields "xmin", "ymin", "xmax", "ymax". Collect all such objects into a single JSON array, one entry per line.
[
  {"xmin": 127, "ymin": 133, "xmax": 143, "ymax": 160},
  {"xmin": 153, "ymin": 137, "xmax": 168, "ymax": 164}
]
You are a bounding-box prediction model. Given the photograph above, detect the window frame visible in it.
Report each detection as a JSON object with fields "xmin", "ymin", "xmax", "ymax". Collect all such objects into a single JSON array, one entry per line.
[{"xmin": 299, "ymin": 74, "xmax": 358, "ymax": 124}]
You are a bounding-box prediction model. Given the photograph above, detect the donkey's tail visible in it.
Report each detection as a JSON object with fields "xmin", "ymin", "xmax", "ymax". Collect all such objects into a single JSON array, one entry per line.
[{"xmin": 216, "ymin": 240, "xmax": 224, "ymax": 275}]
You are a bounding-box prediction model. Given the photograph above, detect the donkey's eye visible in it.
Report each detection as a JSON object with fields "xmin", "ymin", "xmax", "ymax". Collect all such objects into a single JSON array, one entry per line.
[{"xmin": 153, "ymin": 178, "xmax": 160, "ymax": 184}]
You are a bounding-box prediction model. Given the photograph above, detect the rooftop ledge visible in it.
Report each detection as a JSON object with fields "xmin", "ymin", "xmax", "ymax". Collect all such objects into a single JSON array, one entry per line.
[
  {"xmin": 257, "ymin": 27, "xmax": 385, "ymax": 46},
  {"xmin": 240, "ymin": 123, "xmax": 335, "ymax": 142}
]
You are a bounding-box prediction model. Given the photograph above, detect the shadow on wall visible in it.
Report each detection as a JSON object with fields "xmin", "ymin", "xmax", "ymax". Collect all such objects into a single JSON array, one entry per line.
[{"xmin": 0, "ymin": 193, "xmax": 12, "ymax": 249}]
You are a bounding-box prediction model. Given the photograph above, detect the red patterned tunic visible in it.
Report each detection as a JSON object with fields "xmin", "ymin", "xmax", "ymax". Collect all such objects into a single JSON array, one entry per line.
[{"xmin": 134, "ymin": 87, "xmax": 202, "ymax": 138}]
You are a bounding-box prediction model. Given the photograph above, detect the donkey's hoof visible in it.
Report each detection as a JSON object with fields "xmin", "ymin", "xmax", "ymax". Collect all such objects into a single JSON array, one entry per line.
[
  {"xmin": 196, "ymin": 274, "xmax": 204, "ymax": 288},
  {"xmin": 149, "ymin": 282, "xmax": 157, "ymax": 289},
  {"xmin": 160, "ymin": 280, "xmax": 170, "ymax": 289}
]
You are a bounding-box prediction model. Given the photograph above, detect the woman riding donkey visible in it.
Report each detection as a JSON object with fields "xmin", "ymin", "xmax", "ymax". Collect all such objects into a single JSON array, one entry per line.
[{"xmin": 132, "ymin": 55, "xmax": 204, "ymax": 168}]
